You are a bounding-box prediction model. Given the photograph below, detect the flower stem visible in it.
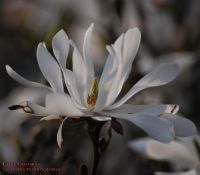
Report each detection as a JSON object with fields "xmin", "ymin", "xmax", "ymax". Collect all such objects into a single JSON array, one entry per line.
[
  {"xmin": 91, "ymin": 139, "xmax": 100, "ymax": 175},
  {"xmin": 86, "ymin": 119, "xmax": 105, "ymax": 175}
]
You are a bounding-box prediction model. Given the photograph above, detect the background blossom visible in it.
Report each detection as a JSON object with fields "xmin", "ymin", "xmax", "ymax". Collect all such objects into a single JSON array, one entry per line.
[
  {"xmin": 129, "ymin": 136, "xmax": 200, "ymax": 175},
  {"xmin": 0, "ymin": 0, "xmax": 200, "ymax": 174}
]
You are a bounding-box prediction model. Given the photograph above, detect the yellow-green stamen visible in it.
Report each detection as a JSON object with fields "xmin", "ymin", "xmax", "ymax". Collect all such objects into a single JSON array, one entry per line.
[{"xmin": 87, "ymin": 77, "xmax": 99, "ymax": 110}]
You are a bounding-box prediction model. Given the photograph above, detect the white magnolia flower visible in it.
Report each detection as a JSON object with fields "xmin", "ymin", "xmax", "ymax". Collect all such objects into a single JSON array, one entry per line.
[
  {"xmin": 129, "ymin": 136, "xmax": 200, "ymax": 175},
  {"xmin": 6, "ymin": 24, "xmax": 196, "ymax": 148}
]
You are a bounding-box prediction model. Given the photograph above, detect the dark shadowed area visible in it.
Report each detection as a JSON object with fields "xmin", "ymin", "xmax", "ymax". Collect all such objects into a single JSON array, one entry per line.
[{"xmin": 0, "ymin": 0, "xmax": 200, "ymax": 174}]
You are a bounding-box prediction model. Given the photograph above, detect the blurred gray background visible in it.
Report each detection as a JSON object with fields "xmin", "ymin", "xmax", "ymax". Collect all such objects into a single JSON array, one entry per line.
[{"xmin": 0, "ymin": 0, "xmax": 200, "ymax": 174}]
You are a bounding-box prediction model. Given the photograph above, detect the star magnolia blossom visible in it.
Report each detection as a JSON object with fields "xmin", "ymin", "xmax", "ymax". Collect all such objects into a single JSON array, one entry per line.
[
  {"xmin": 129, "ymin": 136, "xmax": 200, "ymax": 175},
  {"xmin": 6, "ymin": 24, "xmax": 196, "ymax": 148}
]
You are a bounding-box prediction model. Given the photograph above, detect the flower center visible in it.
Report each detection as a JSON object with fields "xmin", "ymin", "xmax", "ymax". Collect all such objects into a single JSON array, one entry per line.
[{"xmin": 87, "ymin": 77, "xmax": 99, "ymax": 111}]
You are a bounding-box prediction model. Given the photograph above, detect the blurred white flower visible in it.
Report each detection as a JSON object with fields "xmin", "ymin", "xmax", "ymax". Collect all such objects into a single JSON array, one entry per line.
[
  {"xmin": 155, "ymin": 169, "xmax": 200, "ymax": 175},
  {"xmin": 129, "ymin": 136, "xmax": 200, "ymax": 175},
  {"xmin": 6, "ymin": 24, "xmax": 196, "ymax": 148}
]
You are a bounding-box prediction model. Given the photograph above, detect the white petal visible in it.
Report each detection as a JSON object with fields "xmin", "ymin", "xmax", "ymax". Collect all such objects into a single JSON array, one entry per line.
[
  {"xmin": 109, "ymin": 28, "xmax": 141, "ymax": 101},
  {"xmin": 92, "ymin": 116, "xmax": 111, "ymax": 121},
  {"xmin": 9, "ymin": 93, "xmax": 86, "ymax": 118},
  {"xmin": 37, "ymin": 43, "xmax": 64, "ymax": 93},
  {"xmin": 45, "ymin": 93, "xmax": 84, "ymax": 117},
  {"xmin": 122, "ymin": 28, "xmax": 141, "ymax": 79},
  {"xmin": 52, "ymin": 29, "xmax": 69, "ymax": 68},
  {"xmin": 146, "ymin": 140, "xmax": 198, "ymax": 170},
  {"xmin": 40, "ymin": 115, "xmax": 59, "ymax": 121},
  {"xmin": 155, "ymin": 170, "xmax": 198, "ymax": 175},
  {"xmin": 107, "ymin": 28, "xmax": 141, "ymax": 106},
  {"xmin": 57, "ymin": 116, "xmax": 68, "ymax": 149},
  {"xmin": 9, "ymin": 101, "xmax": 51, "ymax": 116},
  {"xmin": 113, "ymin": 33, "xmax": 124, "ymax": 63},
  {"xmin": 101, "ymin": 112, "xmax": 175, "ymax": 143},
  {"xmin": 108, "ymin": 63, "xmax": 180, "ymax": 109},
  {"xmin": 98, "ymin": 47, "xmax": 118, "ymax": 84},
  {"xmin": 127, "ymin": 115, "xmax": 175, "ymax": 143},
  {"xmin": 83, "ymin": 23, "xmax": 94, "ymax": 77},
  {"xmin": 110, "ymin": 104, "xmax": 179, "ymax": 116},
  {"xmin": 162, "ymin": 114, "xmax": 197, "ymax": 137},
  {"xmin": 62, "ymin": 68, "xmax": 86, "ymax": 109},
  {"xmin": 5, "ymin": 65, "xmax": 51, "ymax": 91},
  {"xmin": 96, "ymin": 28, "xmax": 141, "ymax": 111},
  {"xmin": 165, "ymin": 104, "xmax": 179, "ymax": 114},
  {"xmin": 95, "ymin": 52, "xmax": 118, "ymax": 112},
  {"xmin": 9, "ymin": 94, "xmax": 85, "ymax": 117},
  {"xmin": 70, "ymin": 40, "xmax": 88, "ymax": 106}
]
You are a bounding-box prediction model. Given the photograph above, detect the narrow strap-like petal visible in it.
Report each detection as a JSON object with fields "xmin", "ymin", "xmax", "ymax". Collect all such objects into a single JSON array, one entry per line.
[
  {"xmin": 45, "ymin": 93, "xmax": 84, "ymax": 117},
  {"xmin": 70, "ymin": 40, "xmax": 88, "ymax": 106},
  {"xmin": 108, "ymin": 63, "xmax": 180, "ymax": 110},
  {"xmin": 62, "ymin": 68, "xmax": 87, "ymax": 109},
  {"xmin": 40, "ymin": 115, "xmax": 60, "ymax": 121},
  {"xmin": 57, "ymin": 116, "xmax": 69, "ymax": 149},
  {"xmin": 94, "ymin": 49, "xmax": 118, "ymax": 112},
  {"xmin": 162, "ymin": 114, "xmax": 197, "ymax": 137},
  {"xmin": 9, "ymin": 94, "xmax": 85, "ymax": 117},
  {"xmin": 125, "ymin": 114, "xmax": 175, "ymax": 143},
  {"xmin": 83, "ymin": 23, "xmax": 94, "ymax": 78},
  {"xmin": 101, "ymin": 112, "xmax": 175, "ymax": 143},
  {"xmin": 37, "ymin": 43, "xmax": 64, "ymax": 94},
  {"xmin": 6, "ymin": 65, "xmax": 51, "ymax": 91},
  {"xmin": 110, "ymin": 104, "xmax": 179, "ymax": 116},
  {"xmin": 8, "ymin": 101, "xmax": 51, "ymax": 116},
  {"xmin": 107, "ymin": 29, "xmax": 141, "ymax": 105},
  {"xmin": 96, "ymin": 28, "xmax": 141, "ymax": 111},
  {"xmin": 52, "ymin": 29, "xmax": 69, "ymax": 68},
  {"xmin": 92, "ymin": 116, "xmax": 111, "ymax": 121}
]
